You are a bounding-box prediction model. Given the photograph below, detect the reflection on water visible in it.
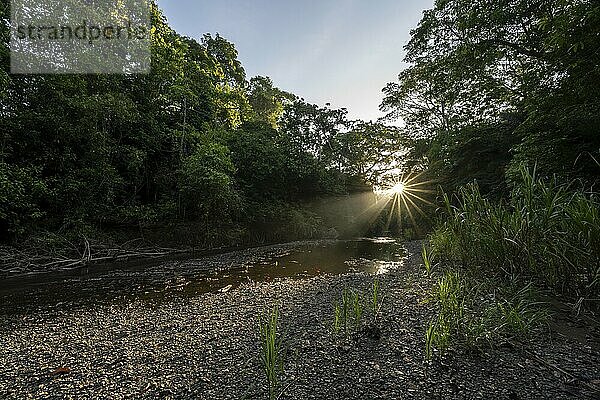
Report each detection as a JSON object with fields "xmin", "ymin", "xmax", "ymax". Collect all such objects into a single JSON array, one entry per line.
[{"xmin": 0, "ymin": 238, "xmax": 406, "ymax": 315}]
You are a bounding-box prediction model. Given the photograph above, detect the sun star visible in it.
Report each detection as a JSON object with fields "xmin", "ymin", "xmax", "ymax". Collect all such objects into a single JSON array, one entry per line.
[{"xmin": 391, "ymin": 182, "xmax": 406, "ymax": 195}]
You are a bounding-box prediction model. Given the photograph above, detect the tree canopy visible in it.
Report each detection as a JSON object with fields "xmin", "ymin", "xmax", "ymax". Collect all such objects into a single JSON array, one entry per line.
[
  {"xmin": 2, "ymin": 0, "xmax": 598, "ymax": 247},
  {"xmin": 0, "ymin": 1, "xmax": 402, "ymax": 245},
  {"xmin": 382, "ymin": 0, "xmax": 600, "ymax": 196}
]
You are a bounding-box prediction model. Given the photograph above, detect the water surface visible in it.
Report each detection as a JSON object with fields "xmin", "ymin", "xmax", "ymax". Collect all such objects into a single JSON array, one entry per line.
[{"xmin": 0, "ymin": 238, "xmax": 406, "ymax": 316}]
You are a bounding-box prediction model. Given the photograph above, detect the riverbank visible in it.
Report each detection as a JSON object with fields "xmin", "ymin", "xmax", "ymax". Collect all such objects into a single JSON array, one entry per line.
[
  {"xmin": 1, "ymin": 241, "xmax": 599, "ymax": 399},
  {"xmin": 0, "ymin": 224, "xmax": 346, "ymax": 279}
]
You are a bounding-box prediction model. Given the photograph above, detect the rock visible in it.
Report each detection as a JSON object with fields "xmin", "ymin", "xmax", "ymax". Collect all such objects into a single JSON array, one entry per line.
[
  {"xmin": 50, "ymin": 367, "xmax": 71, "ymax": 376},
  {"xmin": 0, "ymin": 241, "xmax": 598, "ymax": 399},
  {"xmin": 219, "ymin": 285, "xmax": 233, "ymax": 293}
]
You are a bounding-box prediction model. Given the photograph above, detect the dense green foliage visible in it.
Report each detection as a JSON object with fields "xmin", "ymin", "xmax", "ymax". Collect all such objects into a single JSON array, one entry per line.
[
  {"xmin": 423, "ymin": 169, "xmax": 600, "ymax": 357},
  {"xmin": 0, "ymin": 1, "xmax": 400, "ymax": 247},
  {"xmin": 382, "ymin": 0, "xmax": 600, "ymax": 196},
  {"xmin": 425, "ymin": 269, "xmax": 547, "ymax": 358},
  {"xmin": 432, "ymin": 167, "xmax": 600, "ymax": 299},
  {"xmin": 424, "ymin": 167, "xmax": 598, "ymax": 357},
  {"xmin": 385, "ymin": 0, "xmax": 600, "ymax": 357},
  {"xmin": 2, "ymin": 0, "xmax": 598, "ymax": 272}
]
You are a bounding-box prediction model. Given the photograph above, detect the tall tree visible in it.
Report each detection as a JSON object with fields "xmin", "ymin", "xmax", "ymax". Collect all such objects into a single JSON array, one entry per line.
[
  {"xmin": 247, "ymin": 76, "xmax": 295, "ymax": 128},
  {"xmin": 382, "ymin": 0, "xmax": 600, "ymax": 191}
]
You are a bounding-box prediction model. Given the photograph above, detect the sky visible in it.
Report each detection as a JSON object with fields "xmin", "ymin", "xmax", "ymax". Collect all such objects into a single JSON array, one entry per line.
[{"xmin": 156, "ymin": 0, "xmax": 434, "ymax": 122}]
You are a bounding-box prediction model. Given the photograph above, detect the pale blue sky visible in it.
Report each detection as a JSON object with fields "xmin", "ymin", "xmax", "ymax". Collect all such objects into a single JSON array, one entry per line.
[{"xmin": 156, "ymin": 0, "xmax": 433, "ymax": 121}]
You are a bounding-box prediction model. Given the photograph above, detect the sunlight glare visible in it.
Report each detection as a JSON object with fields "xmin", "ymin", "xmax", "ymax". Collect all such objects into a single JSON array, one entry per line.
[
  {"xmin": 368, "ymin": 171, "xmax": 436, "ymax": 236},
  {"xmin": 391, "ymin": 182, "xmax": 406, "ymax": 195}
]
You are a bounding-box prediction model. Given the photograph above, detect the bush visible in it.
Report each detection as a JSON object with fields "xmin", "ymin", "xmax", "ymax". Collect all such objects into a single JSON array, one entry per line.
[
  {"xmin": 0, "ymin": 163, "xmax": 46, "ymax": 240},
  {"xmin": 425, "ymin": 165, "xmax": 598, "ymax": 358},
  {"xmin": 431, "ymin": 166, "xmax": 600, "ymax": 299}
]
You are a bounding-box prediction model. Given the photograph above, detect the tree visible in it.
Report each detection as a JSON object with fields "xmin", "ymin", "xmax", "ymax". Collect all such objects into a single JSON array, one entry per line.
[
  {"xmin": 178, "ymin": 141, "xmax": 240, "ymax": 224},
  {"xmin": 333, "ymin": 121, "xmax": 407, "ymax": 184},
  {"xmin": 382, "ymin": 0, "xmax": 600, "ymax": 193},
  {"xmin": 0, "ymin": 0, "xmax": 403, "ymax": 246},
  {"xmin": 247, "ymin": 76, "xmax": 295, "ymax": 128},
  {"xmin": 227, "ymin": 121, "xmax": 287, "ymax": 201},
  {"xmin": 280, "ymin": 100, "xmax": 349, "ymax": 164}
]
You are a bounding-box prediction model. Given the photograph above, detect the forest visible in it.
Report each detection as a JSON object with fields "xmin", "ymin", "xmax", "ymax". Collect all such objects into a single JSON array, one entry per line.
[
  {"xmin": 0, "ymin": 2, "xmax": 414, "ymax": 264},
  {"xmin": 1, "ymin": 0, "xmax": 597, "ymax": 261},
  {"xmin": 1, "ymin": 0, "xmax": 599, "ymax": 399}
]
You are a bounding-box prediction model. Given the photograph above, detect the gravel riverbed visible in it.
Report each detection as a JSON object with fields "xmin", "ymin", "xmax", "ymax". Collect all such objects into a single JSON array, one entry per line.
[{"xmin": 1, "ymin": 241, "xmax": 599, "ymax": 399}]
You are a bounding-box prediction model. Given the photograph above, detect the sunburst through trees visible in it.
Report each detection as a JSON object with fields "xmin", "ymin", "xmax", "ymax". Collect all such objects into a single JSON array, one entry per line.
[{"xmin": 364, "ymin": 171, "xmax": 435, "ymax": 236}]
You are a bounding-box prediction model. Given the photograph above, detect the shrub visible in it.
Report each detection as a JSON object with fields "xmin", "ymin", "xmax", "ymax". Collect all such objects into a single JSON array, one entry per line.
[{"xmin": 431, "ymin": 166, "xmax": 600, "ymax": 299}]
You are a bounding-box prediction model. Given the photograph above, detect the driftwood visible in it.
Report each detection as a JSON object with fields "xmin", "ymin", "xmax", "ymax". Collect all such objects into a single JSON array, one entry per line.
[
  {"xmin": 0, "ymin": 241, "xmax": 196, "ymax": 276},
  {"xmin": 0, "ymin": 232, "xmax": 250, "ymax": 277}
]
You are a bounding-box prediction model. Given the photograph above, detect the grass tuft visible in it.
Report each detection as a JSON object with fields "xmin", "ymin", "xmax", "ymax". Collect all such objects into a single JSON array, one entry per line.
[
  {"xmin": 422, "ymin": 244, "xmax": 433, "ymax": 276},
  {"xmin": 371, "ymin": 278, "xmax": 380, "ymax": 317},
  {"xmin": 352, "ymin": 290, "xmax": 364, "ymax": 328},
  {"xmin": 333, "ymin": 278, "xmax": 383, "ymax": 340},
  {"xmin": 259, "ymin": 305, "xmax": 284, "ymax": 399},
  {"xmin": 424, "ymin": 270, "xmax": 549, "ymax": 358}
]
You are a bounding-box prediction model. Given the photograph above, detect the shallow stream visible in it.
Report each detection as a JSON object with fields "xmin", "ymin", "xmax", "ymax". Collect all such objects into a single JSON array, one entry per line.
[{"xmin": 0, "ymin": 238, "xmax": 406, "ymax": 315}]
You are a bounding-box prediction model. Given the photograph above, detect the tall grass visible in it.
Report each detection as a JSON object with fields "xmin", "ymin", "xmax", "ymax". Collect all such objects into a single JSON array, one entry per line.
[
  {"xmin": 352, "ymin": 290, "xmax": 364, "ymax": 328},
  {"xmin": 423, "ymin": 166, "xmax": 597, "ymax": 357},
  {"xmin": 431, "ymin": 166, "xmax": 600, "ymax": 300},
  {"xmin": 422, "ymin": 244, "xmax": 433, "ymax": 276},
  {"xmin": 259, "ymin": 306, "xmax": 284, "ymax": 399},
  {"xmin": 425, "ymin": 271, "xmax": 463, "ymax": 358},
  {"xmin": 371, "ymin": 278, "xmax": 380, "ymax": 317},
  {"xmin": 333, "ymin": 288, "xmax": 352, "ymax": 338}
]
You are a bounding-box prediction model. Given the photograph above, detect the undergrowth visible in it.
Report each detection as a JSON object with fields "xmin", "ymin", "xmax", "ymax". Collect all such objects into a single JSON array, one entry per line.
[
  {"xmin": 425, "ymin": 166, "xmax": 597, "ymax": 358},
  {"xmin": 425, "ymin": 270, "xmax": 548, "ymax": 359},
  {"xmin": 431, "ymin": 165, "xmax": 599, "ymax": 299}
]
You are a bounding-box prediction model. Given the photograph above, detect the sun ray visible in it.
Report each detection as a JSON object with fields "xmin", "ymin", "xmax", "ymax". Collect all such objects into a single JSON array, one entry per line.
[
  {"xmin": 358, "ymin": 195, "xmax": 390, "ymax": 217},
  {"xmin": 395, "ymin": 194, "xmax": 403, "ymax": 231},
  {"xmin": 403, "ymin": 171, "xmax": 426, "ymax": 186},
  {"xmin": 384, "ymin": 195, "xmax": 397, "ymax": 232},
  {"xmin": 362, "ymin": 196, "xmax": 393, "ymax": 229},
  {"xmin": 402, "ymin": 192, "xmax": 428, "ymax": 217},
  {"xmin": 399, "ymin": 193, "xmax": 418, "ymax": 227},
  {"xmin": 368, "ymin": 169, "xmax": 435, "ymax": 236},
  {"xmin": 405, "ymin": 179, "xmax": 434, "ymax": 188},
  {"xmin": 403, "ymin": 187, "xmax": 436, "ymax": 194},
  {"xmin": 403, "ymin": 190, "xmax": 436, "ymax": 206}
]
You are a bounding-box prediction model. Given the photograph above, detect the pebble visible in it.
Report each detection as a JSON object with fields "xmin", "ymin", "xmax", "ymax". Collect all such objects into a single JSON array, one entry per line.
[{"xmin": 0, "ymin": 242, "xmax": 598, "ymax": 399}]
